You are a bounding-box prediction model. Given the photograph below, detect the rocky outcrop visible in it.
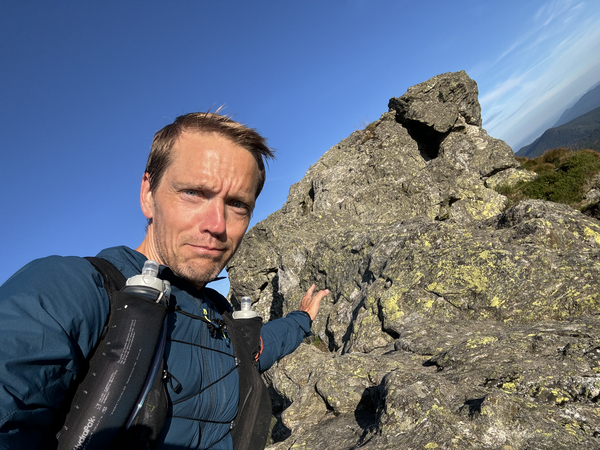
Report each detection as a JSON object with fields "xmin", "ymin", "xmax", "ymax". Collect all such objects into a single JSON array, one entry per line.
[{"xmin": 228, "ymin": 71, "xmax": 600, "ymax": 449}]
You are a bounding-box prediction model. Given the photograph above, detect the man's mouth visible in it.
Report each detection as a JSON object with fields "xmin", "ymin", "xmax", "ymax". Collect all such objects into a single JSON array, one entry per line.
[{"xmin": 186, "ymin": 244, "xmax": 227, "ymax": 256}]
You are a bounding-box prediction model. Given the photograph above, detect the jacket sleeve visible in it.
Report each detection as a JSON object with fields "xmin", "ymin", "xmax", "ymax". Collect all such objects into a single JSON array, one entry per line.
[
  {"xmin": 0, "ymin": 256, "xmax": 109, "ymax": 449},
  {"xmin": 257, "ymin": 311, "xmax": 312, "ymax": 372}
]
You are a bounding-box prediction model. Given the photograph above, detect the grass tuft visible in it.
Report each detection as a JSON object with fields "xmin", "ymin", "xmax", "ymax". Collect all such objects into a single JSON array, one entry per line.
[{"xmin": 496, "ymin": 148, "xmax": 600, "ymax": 210}]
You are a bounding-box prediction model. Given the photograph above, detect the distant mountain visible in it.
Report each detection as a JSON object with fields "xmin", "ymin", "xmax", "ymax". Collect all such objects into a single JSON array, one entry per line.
[
  {"xmin": 516, "ymin": 106, "xmax": 600, "ymax": 157},
  {"xmin": 515, "ymin": 81, "xmax": 600, "ymax": 154},
  {"xmin": 553, "ymin": 82, "xmax": 600, "ymax": 127}
]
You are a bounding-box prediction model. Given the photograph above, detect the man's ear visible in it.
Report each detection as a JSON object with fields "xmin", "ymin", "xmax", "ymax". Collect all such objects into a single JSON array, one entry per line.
[{"xmin": 140, "ymin": 173, "xmax": 154, "ymax": 220}]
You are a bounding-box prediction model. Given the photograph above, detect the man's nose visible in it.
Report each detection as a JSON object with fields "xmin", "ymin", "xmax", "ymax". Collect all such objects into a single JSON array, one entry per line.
[{"xmin": 201, "ymin": 198, "xmax": 227, "ymax": 237}]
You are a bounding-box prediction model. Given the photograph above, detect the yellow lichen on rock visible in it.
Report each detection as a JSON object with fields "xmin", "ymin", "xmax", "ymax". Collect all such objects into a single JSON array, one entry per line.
[
  {"xmin": 490, "ymin": 296, "xmax": 504, "ymax": 308},
  {"xmin": 466, "ymin": 336, "xmax": 498, "ymax": 348},
  {"xmin": 583, "ymin": 226, "xmax": 600, "ymax": 246}
]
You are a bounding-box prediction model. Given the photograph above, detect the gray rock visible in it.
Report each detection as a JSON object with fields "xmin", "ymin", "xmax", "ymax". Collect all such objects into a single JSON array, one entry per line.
[
  {"xmin": 584, "ymin": 174, "xmax": 600, "ymax": 204},
  {"xmin": 228, "ymin": 71, "xmax": 600, "ymax": 449},
  {"xmin": 485, "ymin": 167, "xmax": 538, "ymax": 190},
  {"xmin": 388, "ymin": 70, "xmax": 482, "ymax": 134}
]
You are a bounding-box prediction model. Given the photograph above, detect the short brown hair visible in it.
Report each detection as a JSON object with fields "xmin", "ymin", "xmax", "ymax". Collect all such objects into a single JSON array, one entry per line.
[{"xmin": 145, "ymin": 112, "xmax": 274, "ymax": 197}]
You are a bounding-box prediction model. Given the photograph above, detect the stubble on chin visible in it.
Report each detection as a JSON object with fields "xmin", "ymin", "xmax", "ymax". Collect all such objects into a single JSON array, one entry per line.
[
  {"xmin": 150, "ymin": 219, "xmax": 231, "ymax": 287},
  {"xmin": 173, "ymin": 255, "xmax": 225, "ymax": 287}
]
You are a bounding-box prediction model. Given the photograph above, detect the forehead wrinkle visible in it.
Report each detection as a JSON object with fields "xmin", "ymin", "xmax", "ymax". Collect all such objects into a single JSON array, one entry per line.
[
  {"xmin": 168, "ymin": 131, "xmax": 260, "ymax": 200},
  {"xmin": 169, "ymin": 160, "xmax": 258, "ymax": 208}
]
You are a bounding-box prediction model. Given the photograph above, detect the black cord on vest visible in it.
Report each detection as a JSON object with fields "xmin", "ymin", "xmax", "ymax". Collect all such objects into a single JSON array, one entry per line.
[{"xmin": 172, "ymin": 304, "xmax": 228, "ymax": 339}]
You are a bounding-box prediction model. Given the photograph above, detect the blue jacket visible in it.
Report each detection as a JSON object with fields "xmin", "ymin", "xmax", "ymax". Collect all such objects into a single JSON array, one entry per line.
[{"xmin": 0, "ymin": 246, "xmax": 311, "ymax": 449}]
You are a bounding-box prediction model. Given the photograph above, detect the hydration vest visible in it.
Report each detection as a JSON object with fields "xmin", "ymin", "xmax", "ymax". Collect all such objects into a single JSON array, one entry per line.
[{"xmin": 47, "ymin": 257, "xmax": 272, "ymax": 450}]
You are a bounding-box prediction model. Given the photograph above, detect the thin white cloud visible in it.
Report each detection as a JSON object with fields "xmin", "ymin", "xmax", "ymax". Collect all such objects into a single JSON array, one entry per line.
[
  {"xmin": 480, "ymin": 74, "xmax": 527, "ymax": 106},
  {"xmin": 478, "ymin": 0, "xmax": 600, "ymax": 149},
  {"xmin": 491, "ymin": 0, "xmax": 577, "ymax": 68},
  {"xmin": 535, "ymin": 0, "xmax": 565, "ymax": 24}
]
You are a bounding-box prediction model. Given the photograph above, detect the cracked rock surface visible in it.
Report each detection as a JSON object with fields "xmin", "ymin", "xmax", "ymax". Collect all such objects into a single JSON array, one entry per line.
[{"xmin": 228, "ymin": 71, "xmax": 600, "ymax": 449}]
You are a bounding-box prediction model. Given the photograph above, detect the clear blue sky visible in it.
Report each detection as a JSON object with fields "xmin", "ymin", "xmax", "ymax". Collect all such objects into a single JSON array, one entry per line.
[{"xmin": 2, "ymin": 1, "xmax": 600, "ymax": 295}]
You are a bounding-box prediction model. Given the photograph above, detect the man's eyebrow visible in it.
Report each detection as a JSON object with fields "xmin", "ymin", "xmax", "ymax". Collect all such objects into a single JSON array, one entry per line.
[
  {"xmin": 173, "ymin": 181, "xmax": 256, "ymax": 205},
  {"xmin": 172, "ymin": 181, "xmax": 214, "ymax": 191}
]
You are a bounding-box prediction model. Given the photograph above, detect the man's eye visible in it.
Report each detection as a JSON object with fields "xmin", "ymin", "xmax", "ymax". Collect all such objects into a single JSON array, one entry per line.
[
  {"xmin": 184, "ymin": 190, "xmax": 198, "ymax": 196},
  {"xmin": 230, "ymin": 201, "xmax": 250, "ymax": 213}
]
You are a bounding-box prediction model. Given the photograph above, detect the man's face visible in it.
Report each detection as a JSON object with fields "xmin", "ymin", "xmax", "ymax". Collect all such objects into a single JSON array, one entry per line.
[{"xmin": 139, "ymin": 131, "xmax": 259, "ymax": 286}]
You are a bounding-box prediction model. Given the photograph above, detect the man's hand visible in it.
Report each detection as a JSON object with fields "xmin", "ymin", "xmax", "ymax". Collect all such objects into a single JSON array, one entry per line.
[{"xmin": 299, "ymin": 284, "xmax": 330, "ymax": 321}]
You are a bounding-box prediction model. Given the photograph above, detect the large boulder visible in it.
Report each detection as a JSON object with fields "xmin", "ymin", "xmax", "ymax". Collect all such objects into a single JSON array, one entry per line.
[{"xmin": 228, "ymin": 71, "xmax": 600, "ymax": 449}]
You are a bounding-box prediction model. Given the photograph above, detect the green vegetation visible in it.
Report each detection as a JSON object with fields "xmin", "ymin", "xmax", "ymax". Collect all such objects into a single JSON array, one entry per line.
[
  {"xmin": 496, "ymin": 148, "xmax": 600, "ymax": 210},
  {"xmin": 311, "ymin": 335, "xmax": 329, "ymax": 352}
]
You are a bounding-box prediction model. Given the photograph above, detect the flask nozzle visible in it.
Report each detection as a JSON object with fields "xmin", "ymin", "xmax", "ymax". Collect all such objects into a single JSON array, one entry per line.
[
  {"xmin": 141, "ymin": 260, "xmax": 160, "ymax": 277},
  {"xmin": 233, "ymin": 295, "xmax": 258, "ymax": 319},
  {"xmin": 240, "ymin": 296, "xmax": 252, "ymax": 311}
]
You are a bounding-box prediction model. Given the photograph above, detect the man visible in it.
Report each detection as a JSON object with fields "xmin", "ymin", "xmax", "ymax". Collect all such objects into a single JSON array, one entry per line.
[{"xmin": 0, "ymin": 112, "xmax": 329, "ymax": 449}]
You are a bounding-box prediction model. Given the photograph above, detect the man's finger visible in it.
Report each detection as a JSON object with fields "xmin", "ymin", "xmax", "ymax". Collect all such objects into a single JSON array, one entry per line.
[
  {"xmin": 300, "ymin": 286, "xmax": 330, "ymax": 321},
  {"xmin": 303, "ymin": 284, "xmax": 316, "ymax": 301}
]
